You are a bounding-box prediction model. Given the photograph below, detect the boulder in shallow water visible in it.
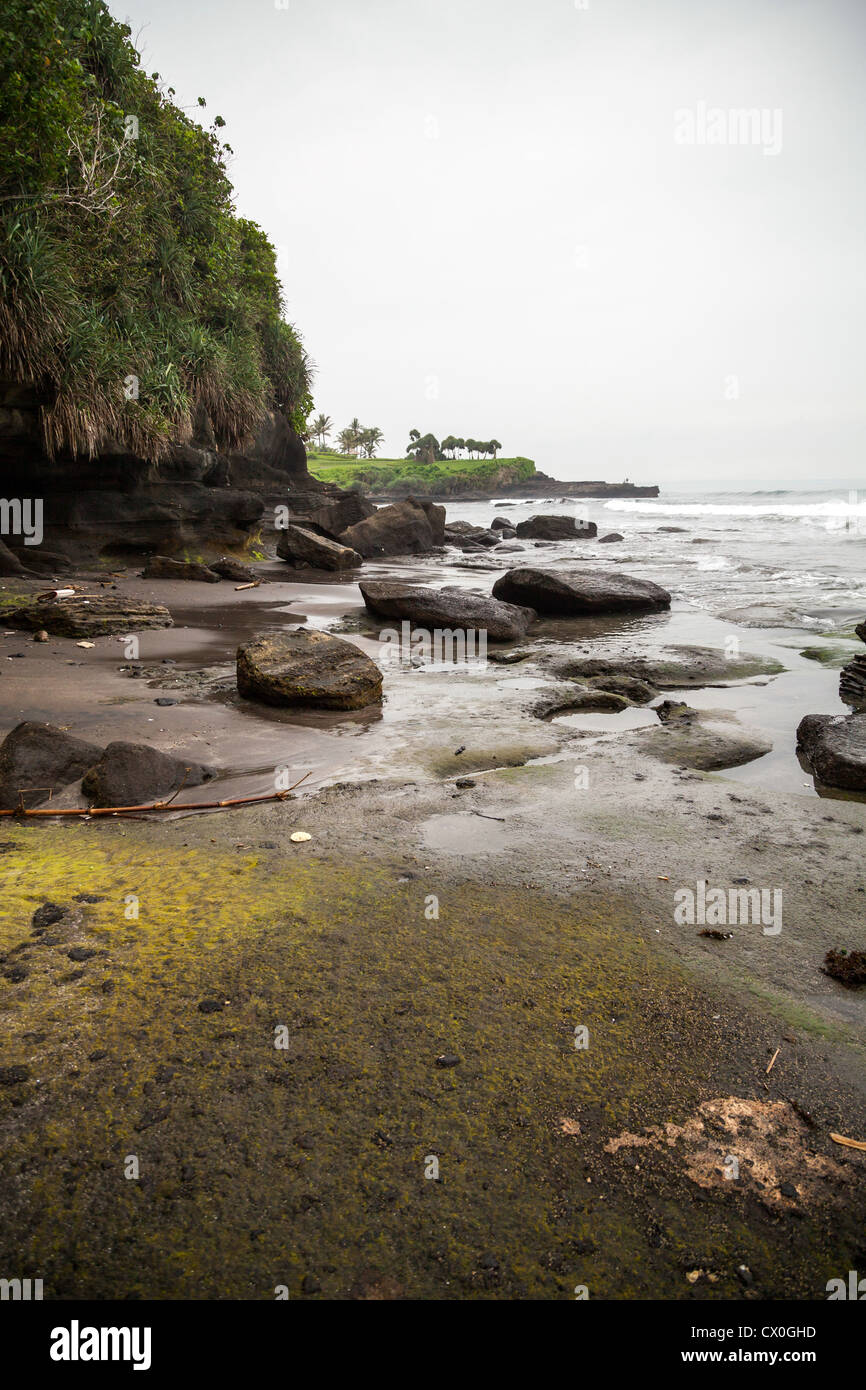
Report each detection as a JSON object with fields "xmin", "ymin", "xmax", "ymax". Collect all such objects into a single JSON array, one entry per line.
[
  {"xmin": 5, "ymin": 595, "xmax": 173, "ymax": 637},
  {"xmin": 515, "ymin": 515, "xmax": 597, "ymax": 541},
  {"xmin": 277, "ymin": 524, "xmax": 362, "ymax": 571},
  {"xmin": 492, "ymin": 567, "xmax": 670, "ymax": 615},
  {"xmin": 797, "ymin": 712, "xmax": 866, "ymax": 790},
  {"xmin": 359, "ymin": 580, "xmax": 535, "ymax": 642},
  {"xmin": 82, "ymin": 742, "xmax": 214, "ymax": 808},
  {"xmin": 0, "ymin": 721, "xmax": 104, "ymax": 809},
  {"xmin": 340, "ymin": 499, "xmax": 436, "ymax": 558},
  {"xmin": 598, "ymin": 532, "xmax": 624, "ymax": 543},
  {"xmin": 237, "ymin": 630, "xmax": 383, "ymax": 710}
]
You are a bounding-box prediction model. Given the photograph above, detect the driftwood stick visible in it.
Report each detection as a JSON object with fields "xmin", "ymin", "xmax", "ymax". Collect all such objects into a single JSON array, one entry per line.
[{"xmin": 0, "ymin": 771, "xmax": 313, "ymax": 818}]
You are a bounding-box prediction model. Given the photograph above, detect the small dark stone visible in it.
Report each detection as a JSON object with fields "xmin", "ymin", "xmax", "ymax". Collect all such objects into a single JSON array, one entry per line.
[
  {"xmin": 454, "ymin": 745, "xmax": 466, "ymax": 755},
  {"xmin": 32, "ymin": 902, "xmax": 65, "ymax": 930},
  {"xmin": 134, "ymin": 1108, "xmax": 169, "ymax": 1131},
  {"xmin": 154, "ymin": 698, "xmax": 177, "ymax": 707},
  {"xmin": 88, "ymin": 1050, "xmax": 108, "ymax": 1062},
  {"xmin": 455, "ymin": 778, "xmax": 476, "ymax": 789},
  {"xmin": 198, "ymin": 999, "xmax": 225, "ymax": 1013},
  {"xmin": 435, "ymin": 1053, "xmax": 461, "ymax": 1068},
  {"xmin": 0, "ymin": 1065, "xmax": 30, "ymax": 1085},
  {"xmin": 3, "ymin": 966, "xmax": 28, "ymax": 982},
  {"xmin": 779, "ymin": 1182, "xmax": 799, "ymax": 1199},
  {"xmin": 301, "ymin": 1274, "xmax": 322, "ymax": 1295},
  {"xmin": 73, "ymin": 893, "xmax": 105, "ymax": 903},
  {"xmin": 101, "ymin": 979, "xmax": 115, "ymax": 994},
  {"xmin": 67, "ymin": 946, "xmax": 99, "ymax": 962}
]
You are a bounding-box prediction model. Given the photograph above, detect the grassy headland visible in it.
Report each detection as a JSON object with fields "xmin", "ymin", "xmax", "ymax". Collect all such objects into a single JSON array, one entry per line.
[{"xmin": 307, "ymin": 451, "xmax": 536, "ymax": 495}]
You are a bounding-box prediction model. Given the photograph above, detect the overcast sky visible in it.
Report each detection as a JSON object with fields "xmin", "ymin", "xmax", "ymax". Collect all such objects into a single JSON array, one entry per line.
[{"xmin": 112, "ymin": 0, "xmax": 866, "ymax": 487}]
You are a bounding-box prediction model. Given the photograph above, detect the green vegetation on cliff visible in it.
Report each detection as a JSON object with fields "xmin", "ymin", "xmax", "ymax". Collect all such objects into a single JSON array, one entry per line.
[
  {"xmin": 0, "ymin": 0, "xmax": 311, "ymax": 459},
  {"xmin": 307, "ymin": 452, "xmax": 536, "ymax": 495}
]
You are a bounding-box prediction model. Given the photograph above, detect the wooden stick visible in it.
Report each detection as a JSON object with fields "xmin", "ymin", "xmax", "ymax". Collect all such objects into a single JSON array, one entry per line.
[
  {"xmin": 830, "ymin": 1131, "xmax": 866, "ymax": 1151},
  {"xmin": 766, "ymin": 1048, "xmax": 780, "ymax": 1074},
  {"xmin": 0, "ymin": 771, "xmax": 312, "ymax": 818}
]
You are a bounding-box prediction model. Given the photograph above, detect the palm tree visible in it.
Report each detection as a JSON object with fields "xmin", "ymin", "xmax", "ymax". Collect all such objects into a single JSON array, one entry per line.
[
  {"xmin": 337, "ymin": 427, "xmax": 356, "ymax": 455},
  {"xmin": 362, "ymin": 426, "xmax": 384, "ymax": 458},
  {"xmin": 489, "ymin": 439, "xmax": 502, "ymax": 459},
  {"xmin": 310, "ymin": 413, "xmax": 332, "ymax": 450}
]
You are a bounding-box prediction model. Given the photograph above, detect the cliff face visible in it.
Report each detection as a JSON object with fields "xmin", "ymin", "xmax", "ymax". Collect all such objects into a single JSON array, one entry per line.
[{"xmin": 0, "ymin": 381, "xmax": 313, "ymax": 563}]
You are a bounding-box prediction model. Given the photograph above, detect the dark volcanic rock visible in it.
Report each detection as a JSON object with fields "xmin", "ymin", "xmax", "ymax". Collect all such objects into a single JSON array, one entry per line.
[
  {"xmin": 598, "ymin": 532, "xmax": 624, "ymax": 543},
  {"xmin": 237, "ymin": 630, "xmax": 383, "ymax": 710},
  {"xmin": 0, "ymin": 538, "xmax": 37, "ymax": 576},
  {"xmin": 492, "ymin": 567, "xmax": 670, "ymax": 615},
  {"xmin": 514, "ymin": 515, "xmax": 597, "ymax": 541},
  {"xmin": 141, "ymin": 556, "xmax": 220, "ymax": 582},
  {"xmin": 339, "ymin": 500, "xmax": 436, "ymax": 558},
  {"xmin": 444, "ymin": 525, "xmax": 501, "ymax": 548},
  {"xmin": 0, "ymin": 721, "xmax": 104, "ymax": 809},
  {"xmin": 358, "ymin": 580, "xmax": 535, "ymax": 642},
  {"xmin": 290, "ymin": 492, "xmax": 375, "ymax": 540},
  {"xmin": 6, "ymin": 595, "xmax": 172, "ymax": 637},
  {"xmin": 210, "ymin": 557, "xmax": 258, "ymax": 582},
  {"xmin": 82, "ymin": 742, "xmax": 214, "ymax": 807},
  {"xmin": 277, "ymin": 524, "xmax": 362, "ymax": 571},
  {"xmin": 797, "ymin": 712, "xmax": 866, "ymax": 790},
  {"xmin": 840, "ymin": 621, "xmax": 866, "ymax": 708}
]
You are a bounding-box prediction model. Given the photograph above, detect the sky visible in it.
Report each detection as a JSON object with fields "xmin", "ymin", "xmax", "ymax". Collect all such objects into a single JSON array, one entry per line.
[{"xmin": 110, "ymin": 0, "xmax": 866, "ymax": 488}]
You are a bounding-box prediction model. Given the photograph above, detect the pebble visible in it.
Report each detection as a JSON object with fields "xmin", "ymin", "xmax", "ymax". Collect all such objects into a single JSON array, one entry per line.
[{"xmin": 435, "ymin": 1053, "xmax": 461, "ymax": 1068}]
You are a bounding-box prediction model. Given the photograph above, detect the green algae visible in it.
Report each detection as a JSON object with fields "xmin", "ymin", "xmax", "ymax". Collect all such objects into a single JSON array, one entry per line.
[{"xmin": 0, "ymin": 823, "xmax": 860, "ymax": 1300}]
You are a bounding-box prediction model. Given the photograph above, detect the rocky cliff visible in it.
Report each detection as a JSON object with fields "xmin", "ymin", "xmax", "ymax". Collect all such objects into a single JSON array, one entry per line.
[{"xmin": 0, "ymin": 380, "xmax": 319, "ymax": 567}]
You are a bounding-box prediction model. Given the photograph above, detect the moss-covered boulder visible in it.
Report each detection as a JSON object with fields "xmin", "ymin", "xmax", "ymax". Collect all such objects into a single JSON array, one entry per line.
[{"xmin": 237, "ymin": 630, "xmax": 382, "ymax": 710}]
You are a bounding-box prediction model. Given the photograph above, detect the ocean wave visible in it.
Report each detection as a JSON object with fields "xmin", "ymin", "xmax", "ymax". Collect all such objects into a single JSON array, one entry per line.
[{"xmin": 604, "ymin": 498, "xmax": 866, "ymax": 519}]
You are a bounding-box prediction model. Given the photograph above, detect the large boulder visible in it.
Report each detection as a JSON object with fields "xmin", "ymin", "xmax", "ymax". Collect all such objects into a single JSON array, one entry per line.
[
  {"xmin": 0, "ymin": 721, "xmax": 104, "ymax": 809},
  {"xmin": 237, "ymin": 630, "xmax": 382, "ymax": 710},
  {"xmin": 339, "ymin": 500, "xmax": 436, "ymax": 558},
  {"xmin": 797, "ymin": 713, "xmax": 866, "ymax": 790},
  {"xmin": 290, "ymin": 492, "xmax": 375, "ymax": 540},
  {"xmin": 359, "ymin": 580, "xmax": 535, "ymax": 642},
  {"xmin": 141, "ymin": 556, "xmax": 220, "ymax": 582},
  {"xmin": 515, "ymin": 515, "xmax": 597, "ymax": 541},
  {"xmin": 443, "ymin": 525, "xmax": 501, "ymax": 549},
  {"xmin": 5, "ymin": 594, "xmax": 173, "ymax": 637},
  {"xmin": 277, "ymin": 524, "xmax": 362, "ymax": 571},
  {"xmin": 82, "ymin": 742, "xmax": 214, "ymax": 808},
  {"xmin": 492, "ymin": 567, "xmax": 671, "ymax": 615}
]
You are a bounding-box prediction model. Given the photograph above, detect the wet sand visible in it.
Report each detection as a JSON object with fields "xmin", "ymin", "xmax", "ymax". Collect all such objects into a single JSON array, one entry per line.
[{"xmin": 1, "ymin": 545, "xmax": 864, "ymax": 1299}]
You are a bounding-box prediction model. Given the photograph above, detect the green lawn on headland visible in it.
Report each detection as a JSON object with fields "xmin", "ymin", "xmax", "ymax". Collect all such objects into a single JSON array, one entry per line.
[{"xmin": 306, "ymin": 452, "xmax": 536, "ymax": 494}]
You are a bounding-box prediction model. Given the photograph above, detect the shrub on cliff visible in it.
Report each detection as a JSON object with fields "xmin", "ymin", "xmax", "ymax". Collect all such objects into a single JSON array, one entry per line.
[{"xmin": 0, "ymin": 0, "xmax": 311, "ymax": 459}]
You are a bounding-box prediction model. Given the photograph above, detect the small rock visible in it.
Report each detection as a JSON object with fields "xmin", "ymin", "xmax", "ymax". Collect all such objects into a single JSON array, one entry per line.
[
  {"xmin": 32, "ymin": 902, "xmax": 66, "ymax": 930},
  {"xmin": 435, "ymin": 1053, "xmax": 461, "ymax": 1068},
  {"xmin": 0, "ymin": 1065, "xmax": 30, "ymax": 1085},
  {"xmin": 197, "ymin": 999, "xmax": 225, "ymax": 1014},
  {"xmin": 455, "ymin": 778, "xmax": 476, "ymax": 789}
]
